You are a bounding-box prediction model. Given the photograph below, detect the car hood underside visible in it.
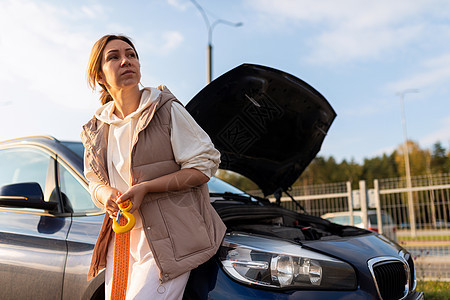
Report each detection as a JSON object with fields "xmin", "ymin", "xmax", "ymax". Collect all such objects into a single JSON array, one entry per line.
[{"xmin": 186, "ymin": 64, "xmax": 336, "ymax": 196}]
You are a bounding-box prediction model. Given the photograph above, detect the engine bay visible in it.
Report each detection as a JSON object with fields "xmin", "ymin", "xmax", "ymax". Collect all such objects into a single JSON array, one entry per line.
[{"xmin": 214, "ymin": 203, "xmax": 369, "ymax": 242}]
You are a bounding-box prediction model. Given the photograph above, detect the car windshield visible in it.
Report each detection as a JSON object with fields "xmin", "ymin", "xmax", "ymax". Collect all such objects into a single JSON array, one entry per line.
[{"xmin": 207, "ymin": 177, "xmax": 248, "ymax": 195}]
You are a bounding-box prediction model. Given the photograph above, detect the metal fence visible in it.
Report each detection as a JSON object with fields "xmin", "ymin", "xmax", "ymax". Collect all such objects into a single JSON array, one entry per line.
[{"xmin": 249, "ymin": 173, "xmax": 450, "ymax": 281}]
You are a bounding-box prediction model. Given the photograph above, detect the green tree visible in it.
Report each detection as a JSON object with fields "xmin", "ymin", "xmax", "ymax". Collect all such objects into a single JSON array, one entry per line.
[
  {"xmin": 339, "ymin": 159, "xmax": 363, "ymax": 188},
  {"xmin": 362, "ymin": 153, "xmax": 398, "ymax": 184},
  {"xmin": 224, "ymin": 138, "xmax": 448, "ymax": 194},
  {"xmin": 296, "ymin": 156, "xmax": 362, "ymax": 187},
  {"xmin": 394, "ymin": 140, "xmax": 429, "ymax": 177},
  {"xmin": 296, "ymin": 156, "xmax": 338, "ymax": 185},
  {"xmin": 430, "ymin": 141, "xmax": 449, "ymax": 174}
]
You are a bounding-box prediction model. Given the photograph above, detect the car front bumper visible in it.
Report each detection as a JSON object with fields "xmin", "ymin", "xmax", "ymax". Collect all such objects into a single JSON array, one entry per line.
[
  {"xmin": 405, "ymin": 291, "xmax": 424, "ymax": 300},
  {"xmin": 184, "ymin": 259, "xmax": 425, "ymax": 300}
]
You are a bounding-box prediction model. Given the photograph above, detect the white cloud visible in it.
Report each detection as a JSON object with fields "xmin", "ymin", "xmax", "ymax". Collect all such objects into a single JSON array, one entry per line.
[
  {"xmin": 166, "ymin": 0, "xmax": 191, "ymax": 11},
  {"xmin": 135, "ymin": 31, "xmax": 184, "ymax": 55},
  {"xmin": 161, "ymin": 31, "xmax": 184, "ymax": 52},
  {"xmin": 388, "ymin": 53, "xmax": 450, "ymax": 93},
  {"xmin": 0, "ymin": 0, "xmax": 100, "ymax": 110},
  {"xmin": 420, "ymin": 116, "xmax": 450, "ymax": 147},
  {"xmin": 307, "ymin": 23, "xmax": 422, "ymax": 65},
  {"xmin": 245, "ymin": 0, "xmax": 450, "ymax": 65},
  {"xmin": 81, "ymin": 4, "xmax": 106, "ymax": 19},
  {"xmin": 246, "ymin": 0, "xmax": 439, "ymax": 29},
  {"xmin": 0, "ymin": 0, "xmax": 111, "ymax": 143},
  {"xmin": 339, "ymin": 100, "xmax": 387, "ymax": 117},
  {"xmin": 0, "ymin": 0, "xmax": 188, "ymax": 141}
]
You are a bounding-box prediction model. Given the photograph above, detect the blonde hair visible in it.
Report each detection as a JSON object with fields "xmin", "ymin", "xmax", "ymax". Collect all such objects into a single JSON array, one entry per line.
[{"xmin": 87, "ymin": 35, "xmax": 139, "ymax": 105}]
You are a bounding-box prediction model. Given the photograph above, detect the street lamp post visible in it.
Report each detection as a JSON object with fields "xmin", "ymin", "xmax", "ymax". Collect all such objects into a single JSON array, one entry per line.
[
  {"xmin": 207, "ymin": 19, "xmax": 242, "ymax": 83},
  {"xmin": 191, "ymin": 0, "xmax": 242, "ymax": 83},
  {"xmin": 397, "ymin": 88, "xmax": 419, "ymax": 237}
]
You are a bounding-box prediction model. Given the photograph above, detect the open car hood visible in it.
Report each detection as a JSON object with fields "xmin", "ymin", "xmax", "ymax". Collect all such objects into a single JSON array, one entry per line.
[{"xmin": 186, "ymin": 64, "xmax": 336, "ymax": 196}]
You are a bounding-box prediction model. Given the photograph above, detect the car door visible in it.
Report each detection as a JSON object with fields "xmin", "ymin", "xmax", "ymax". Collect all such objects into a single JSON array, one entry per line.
[
  {"xmin": 56, "ymin": 157, "xmax": 105, "ymax": 299},
  {"xmin": 0, "ymin": 146, "xmax": 71, "ymax": 299}
]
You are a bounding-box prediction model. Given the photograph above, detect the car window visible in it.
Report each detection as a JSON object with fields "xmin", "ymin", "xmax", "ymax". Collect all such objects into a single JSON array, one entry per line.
[
  {"xmin": 368, "ymin": 215, "xmax": 377, "ymax": 225},
  {"xmin": 336, "ymin": 216, "xmax": 350, "ymax": 224},
  {"xmin": 58, "ymin": 163, "xmax": 99, "ymax": 214},
  {"xmin": 367, "ymin": 213, "xmax": 394, "ymax": 225},
  {"xmin": 324, "ymin": 214, "xmax": 362, "ymax": 225},
  {"xmin": 0, "ymin": 147, "xmax": 49, "ymax": 192},
  {"xmin": 327, "ymin": 216, "xmax": 349, "ymax": 225},
  {"xmin": 353, "ymin": 215, "xmax": 362, "ymax": 224}
]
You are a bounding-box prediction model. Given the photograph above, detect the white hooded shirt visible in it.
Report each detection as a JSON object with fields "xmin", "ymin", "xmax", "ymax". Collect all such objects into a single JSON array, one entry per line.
[{"xmin": 84, "ymin": 87, "xmax": 221, "ymax": 219}]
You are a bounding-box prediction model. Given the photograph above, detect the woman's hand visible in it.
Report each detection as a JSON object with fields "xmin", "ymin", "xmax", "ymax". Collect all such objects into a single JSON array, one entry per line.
[
  {"xmin": 116, "ymin": 182, "xmax": 149, "ymax": 213},
  {"xmin": 97, "ymin": 186, "xmax": 121, "ymax": 218}
]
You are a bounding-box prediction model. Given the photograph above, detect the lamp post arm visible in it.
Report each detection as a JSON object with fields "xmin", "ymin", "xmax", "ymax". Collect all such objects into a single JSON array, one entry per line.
[
  {"xmin": 209, "ymin": 19, "xmax": 243, "ymax": 44},
  {"xmin": 191, "ymin": 0, "xmax": 211, "ymax": 34},
  {"xmin": 190, "ymin": 0, "xmax": 243, "ymax": 83}
]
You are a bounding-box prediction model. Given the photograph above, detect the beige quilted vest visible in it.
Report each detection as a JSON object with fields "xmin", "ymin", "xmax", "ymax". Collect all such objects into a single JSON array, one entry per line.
[{"xmin": 81, "ymin": 86, "xmax": 226, "ymax": 282}]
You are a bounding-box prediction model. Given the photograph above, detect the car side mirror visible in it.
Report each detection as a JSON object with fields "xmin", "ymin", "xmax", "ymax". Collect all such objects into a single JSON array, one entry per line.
[{"xmin": 0, "ymin": 182, "xmax": 57, "ymax": 210}]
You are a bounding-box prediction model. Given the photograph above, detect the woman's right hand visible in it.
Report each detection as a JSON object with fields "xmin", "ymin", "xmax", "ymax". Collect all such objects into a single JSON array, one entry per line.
[{"xmin": 97, "ymin": 186, "xmax": 121, "ymax": 218}]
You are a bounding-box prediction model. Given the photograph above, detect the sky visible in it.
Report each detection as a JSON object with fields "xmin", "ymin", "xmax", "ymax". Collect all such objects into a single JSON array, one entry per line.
[{"xmin": 1, "ymin": 0, "xmax": 450, "ymax": 164}]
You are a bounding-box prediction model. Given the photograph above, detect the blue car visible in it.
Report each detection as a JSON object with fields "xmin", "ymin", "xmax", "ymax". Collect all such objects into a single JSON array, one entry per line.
[{"xmin": 0, "ymin": 64, "xmax": 423, "ymax": 299}]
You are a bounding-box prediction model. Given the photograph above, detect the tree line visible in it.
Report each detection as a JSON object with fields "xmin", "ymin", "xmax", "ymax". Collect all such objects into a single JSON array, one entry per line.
[{"xmin": 217, "ymin": 140, "xmax": 450, "ymax": 192}]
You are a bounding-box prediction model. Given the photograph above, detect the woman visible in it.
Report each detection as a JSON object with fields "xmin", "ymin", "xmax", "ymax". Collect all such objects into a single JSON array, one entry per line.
[{"xmin": 81, "ymin": 34, "xmax": 226, "ymax": 299}]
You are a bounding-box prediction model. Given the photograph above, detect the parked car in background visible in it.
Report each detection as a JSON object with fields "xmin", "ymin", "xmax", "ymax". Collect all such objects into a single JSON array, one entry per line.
[
  {"xmin": 435, "ymin": 219, "xmax": 450, "ymax": 229},
  {"xmin": 321, "ymin": 210, "xmax": 397, "ymax": 241},
  {"xmin": 0, "ymin": 64, "xmax": 422, "ymax": 299}
]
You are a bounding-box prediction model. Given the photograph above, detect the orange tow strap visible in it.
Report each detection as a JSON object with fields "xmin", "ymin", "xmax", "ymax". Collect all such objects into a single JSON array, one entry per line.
[{"xmin": 111, "ymin": 200, "xmax": 135, "ymax": 300}]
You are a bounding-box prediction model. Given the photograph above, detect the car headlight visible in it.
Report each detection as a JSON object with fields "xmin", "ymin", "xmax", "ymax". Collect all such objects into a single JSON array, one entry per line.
[{"xmin": 219, "ymin": 232, "xmax": 357, "ymax": 290}]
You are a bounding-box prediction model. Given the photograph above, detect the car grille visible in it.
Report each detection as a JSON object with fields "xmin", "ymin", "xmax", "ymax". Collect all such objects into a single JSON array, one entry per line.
[
  {"xmin": 406, "ymin": 254, "xmax": 415, "ymax": 292},
  {"xmin": 368, "ymin": 257, "xmax": 408, "ymax": 300}
]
